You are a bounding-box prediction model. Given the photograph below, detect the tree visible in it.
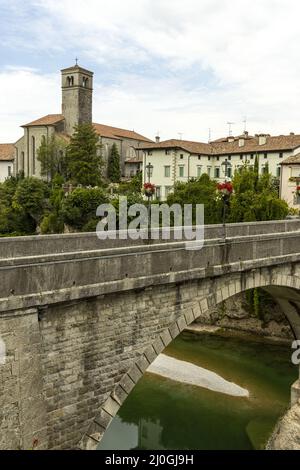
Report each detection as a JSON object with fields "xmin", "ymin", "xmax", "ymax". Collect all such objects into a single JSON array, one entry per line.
[
  {"xmin": 37, "ymin": 135, "xmax": 67, "ymax": 180},
  {"xmin": 61, "ymin": 187, "xmax": 108, "ymax": 231},
  {"xmin": 229, "ymin": 164, "xmax": 289, "ymax": 222},
  {"xmin": 166, "ymin": 174, "xmax": 222, "ymax": 224},
  {"xmin": 107, "ymin": 143, "xmax": 121, "ymax": 182},
  {"xmin": 12, "ymin": 178, "xmax": 49, "ymax": 227},
  {"xmin": 66, "ymin": 123, "xmax": 102, "ymax": 186}
]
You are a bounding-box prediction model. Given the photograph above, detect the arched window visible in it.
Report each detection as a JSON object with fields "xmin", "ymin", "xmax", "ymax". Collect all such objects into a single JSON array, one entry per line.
[
  {"xmin": 67, "ymin": 76, "xmax": 74, "ymax": 86},
  {"xmin": 82, "ymin": 77, "xmax": 88, "ymax": 87},
  {"xmin": 32, "ymin": 136, "xmax": 36, "ymax": 175}
]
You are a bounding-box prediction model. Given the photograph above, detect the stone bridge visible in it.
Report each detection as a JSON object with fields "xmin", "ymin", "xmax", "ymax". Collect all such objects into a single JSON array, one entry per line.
[{"xmin": 1, "ymin": 220, "xmax": 300, "ymax": 450}]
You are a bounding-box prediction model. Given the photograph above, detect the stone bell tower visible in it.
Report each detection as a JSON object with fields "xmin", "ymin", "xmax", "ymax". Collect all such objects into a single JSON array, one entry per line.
[{"xmin": 61, "ymin": 62, "xmax": 93, "ymax": 135}]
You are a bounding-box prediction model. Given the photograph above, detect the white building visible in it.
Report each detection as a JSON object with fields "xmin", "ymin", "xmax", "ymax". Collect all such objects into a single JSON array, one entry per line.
[
  {"xmin": 0, "ymin": 144, "xmax": 14, "ymax": 183},
  {"xmin": 140, "ymin": 132, "xmax": 300, "ymax": 200},
  {"xmin": 280, "ymin": 154, "xmax": 300, "ymax": 210}
]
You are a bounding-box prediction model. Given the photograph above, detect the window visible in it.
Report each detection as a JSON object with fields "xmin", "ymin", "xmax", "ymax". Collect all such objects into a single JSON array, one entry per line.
[
  {"xmin": 240, "ymin": 155, "xmax": 243, "ymax": 160},
  {"xmin": 165, "ymin": 150, "xmax": 171, "ymax": 155},
  {"xmin": 164, "ymin": 166, "xmax": 171, "ymax": 177},
  {"xmin": 264, "ymin": 153, "xmax": 268, "ymax": 159},
  {"xmin": 208, "ymin": 156, "xmax": 211, "ymax": 161},
  {"xmin": 197, "ymin": 166, "xmax": 202, "ymax": 177},
  {"xmin": 228, "ymin": 155, "xmax": 232, "ymax": 161},
  {"xmin": 198, "ymin": 155, "xmax": 201, "ymax": 160},
  {"xmin": 227, "ymin": 167, "xmax": 232, "ymax": 178},
  {"xmin": 148, "ymin": 151, "xmax": 152, "ymax": 156},
  {"xmin": 277, "ymin": 166, "xmax": 281, "ymax": 177},
  {"xmin": 214, "ymin": 167, "xmax": 220, "ymax": 178},
  {"xmin": 21, "ymin": 152, "xmax": 25, "ymax": 171},
  {"xmin": 207, "ymin": 167, "xmax": 211, "ymax": 177},
  {"xmin": 82, "ymin": 77, "xmax": 88, "ymax": 87},
  {"xmin": 262, "ymin": 165, "xmax": 268, "ymax": 174},
  {"xmin": 180, "ymin": 154, "xmax": 184, "ymax": 159},
  {"xmin": 216, "ymin": 156, "xmax": 220, "ymax": 161},
  {"xmin": 155, "ymin": 186, "xmax": 161, "ymax": 200},
  {"xmin": 8, "ymin": 166, "xmax": 11, "ymax": 177},
  {"xmin": 179, "ymin": 166, "xmax": 184, "ymax": 177},
  {"xmin": 279, "ymin": 152, "xmax": 283, "ymax": 158},
  {"xmin": 67, "ymin": 76, "xmax": 74, "ymax": 86},
  {"xmin": 250, "ymin": 154, "xmax": 254, "ymax": 160},
  {"xmin": 32, "ymin": 136, "xmax": 35, "ymax": 175}
]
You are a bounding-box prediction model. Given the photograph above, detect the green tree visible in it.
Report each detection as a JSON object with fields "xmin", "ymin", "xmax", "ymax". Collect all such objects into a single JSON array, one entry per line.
[
  {"xmin": 107, "ymin": 143, "xmax": 121, "ymax": 182},
  {"xmin": 37, "ymin": 135, "xmax": 67, "ymax": 180},
  {"xmin": 12, "ymin": 177, "xmax": 49, "ymax": 227},
  {"xmin": 66, "ymin": 123, "xmax": 102, "ymax": 186},
  {"xmin": 166, "ymin": 174, "xmax": 222, "ymax": 224},
  {"xmin": 229, "ymin": 164, "xmax": 289, "ymax": 222},
  {"xmin": 61, "ymin": 187, "xmax": 108, "ymax": 231}
]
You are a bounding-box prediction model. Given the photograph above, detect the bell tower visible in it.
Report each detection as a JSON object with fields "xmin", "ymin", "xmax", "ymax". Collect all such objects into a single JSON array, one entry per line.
[{"xmin": 61, "ymin": 62, "xmax": 93, "ymax": 135}]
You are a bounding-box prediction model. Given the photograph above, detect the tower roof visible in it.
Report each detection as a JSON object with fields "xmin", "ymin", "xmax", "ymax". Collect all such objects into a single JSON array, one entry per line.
[{"xmin": 61, "ymin": 64, "xmax": 93, "ymax": 76}]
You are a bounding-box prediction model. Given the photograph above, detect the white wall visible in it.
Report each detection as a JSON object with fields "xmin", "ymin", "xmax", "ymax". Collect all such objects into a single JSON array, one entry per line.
[{"xmin": 0, "ymin": 161, "xmax": 13, "ymax": 183}]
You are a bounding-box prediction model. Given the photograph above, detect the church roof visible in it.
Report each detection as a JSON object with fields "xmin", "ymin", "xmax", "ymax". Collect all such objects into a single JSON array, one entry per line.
[
  {"xmin": 93, "ymin": 123, "xmax": 153, "ymax": 143},
  {"xmin": 0, "ymin": 144, "xmax": 14, "ymax": 161},
  {"xmin": 22, "ymin": 114, "xmax": 65, "ymax": 127}
]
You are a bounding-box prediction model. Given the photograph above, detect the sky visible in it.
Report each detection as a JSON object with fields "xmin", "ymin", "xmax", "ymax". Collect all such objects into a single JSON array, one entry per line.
[{"xmin": 1, "ymin": 0, "xmax": 300, "ymax": 143}]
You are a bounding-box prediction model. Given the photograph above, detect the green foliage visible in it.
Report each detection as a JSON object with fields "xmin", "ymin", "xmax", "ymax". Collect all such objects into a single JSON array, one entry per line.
[
  {"xmin": 12, "ymin": 178, "xmax": 49, "ymax": 225},
  {"xmin": 228, "ymin": 164, "xmax": 289, "ymax": 223},
  {"xmin": 61, "ymin": 187, "xmax": 109, "ymax": 231},
  {"xmin": 37, "ymin": 135, "xmax": 67, "ymax": 180},
  {"xmin": 107, "ymin": 143, "xmax": 121, "ymax": 182},
  {"xmin": 66, "ymin": 123, "xmax": 102, "ymax": 186},
  {"xmin": 166, "ymin": 174, "xmax": 222, "ymax": 224},
  {"xmin": 117, "ymin": 172, "xmax": 142, "ymax": 196}
]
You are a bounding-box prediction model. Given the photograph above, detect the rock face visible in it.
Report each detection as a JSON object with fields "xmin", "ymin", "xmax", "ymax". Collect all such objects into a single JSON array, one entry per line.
[
  {"xmin": 196, "ymin": 292, "xmax": 293, "ymax": 340},
  {"xmin": 266, "ymin": 401, "xmax": 300, "ymax": 450}
]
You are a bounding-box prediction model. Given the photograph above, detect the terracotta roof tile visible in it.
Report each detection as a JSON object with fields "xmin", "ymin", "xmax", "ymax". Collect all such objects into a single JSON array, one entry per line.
[
  {"xmin": 0, "ymin": 144, "xmax": 14, "ymax": 161},
  {"xmin": 140, "ymin": 139, "xmax": 211, "ymax": 154},
  {"xmin": 281, "ymin": 153, "xmax": 300, "ymax": 165},
  {"xmin": 93, "ymin": 123, "xmax": 153, "ymax": 142},
  {"xmin": 22, "ymin": 114, "xmax": 64, "ymax": 127},
  {"xmin": 140, "ymin": 134, "xmax": 300, "ymax": 156}
]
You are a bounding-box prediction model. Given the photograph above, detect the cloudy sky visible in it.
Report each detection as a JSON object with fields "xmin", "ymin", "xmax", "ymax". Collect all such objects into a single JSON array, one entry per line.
[{"xmin": 1, "ymin": 0, "xmax": 300, "ymax": 143}]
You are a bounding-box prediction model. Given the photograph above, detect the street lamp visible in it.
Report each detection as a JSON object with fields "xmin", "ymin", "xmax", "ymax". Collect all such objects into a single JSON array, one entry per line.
[
  {"xmin": 219, "ymin": 159, "xmax": 233, "ymax": 240},
  {"xmin": 144, "ymin": 163, "xmax": 155, "ymax": 239}
]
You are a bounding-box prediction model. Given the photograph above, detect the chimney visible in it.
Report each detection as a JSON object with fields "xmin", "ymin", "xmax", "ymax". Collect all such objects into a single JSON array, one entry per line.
[
  {"xmin": 155, "ymin": 135, "xmax": 160, "ymax": 143},
  {"xmin": 238, "ymin": 137, "xmax": 245, "ymax": 147},
  {"xmin": 244, "ymin": 131, "xmax": 249, "ymax": 138},
  {"xmin": 290, "ymin": 132, "xmax": 295, "ymax": 136},
  {"xmin": 228, "ymin": 136, "xmax": 234, "ymax": 143},
  {"xmin": 258, "ymin": 134, "xmax": 267, "ymax": 146}
]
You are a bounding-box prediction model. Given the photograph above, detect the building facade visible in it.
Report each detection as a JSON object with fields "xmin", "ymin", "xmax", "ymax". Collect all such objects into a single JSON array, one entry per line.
[
  {"xmin": 0, "ymin": 144, "xmax": 14, "ymax": 183},
  {"xmin": 280, "ymin": 154, "xmax": 300, "ymax": 210},
  {"xmin": 140, "ymin": 132, "xmax": 300, "ymax": 200},
  {"xmin": 14, "ymin": 64, "xmax": 152, "ymax": 180}
]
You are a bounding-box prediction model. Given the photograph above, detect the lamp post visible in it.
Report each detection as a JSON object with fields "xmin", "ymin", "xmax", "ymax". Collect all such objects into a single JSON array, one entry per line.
[
  {"xmin": 220, "ymin": 159, "xmax": 233, "ymax": 240},
  {"xmin": 145, "ymin": 162, "xmax": 154, "ymax": 238}
]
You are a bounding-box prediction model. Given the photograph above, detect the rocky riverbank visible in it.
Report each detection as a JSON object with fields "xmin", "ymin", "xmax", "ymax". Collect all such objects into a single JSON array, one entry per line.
[{"xmin": 194, "ymin": 292, "xmax": 293, "ymax": 341}]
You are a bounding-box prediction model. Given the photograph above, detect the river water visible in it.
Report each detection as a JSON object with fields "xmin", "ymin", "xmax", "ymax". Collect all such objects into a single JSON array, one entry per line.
[{"xmin": 98, "ymin": 331, "xmax": 298, "ymax": 450}]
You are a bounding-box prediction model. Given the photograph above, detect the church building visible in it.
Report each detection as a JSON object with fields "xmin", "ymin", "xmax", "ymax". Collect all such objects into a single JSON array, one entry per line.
[{"xmin": 14, "ymin": 64, "xmax": 152, "ymax": 179}]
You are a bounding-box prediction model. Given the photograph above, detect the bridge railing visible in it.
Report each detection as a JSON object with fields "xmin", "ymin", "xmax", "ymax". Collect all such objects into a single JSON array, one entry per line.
[{"xmin": 0, "ymin": 219, "xmax": 300, "ymax": 260}]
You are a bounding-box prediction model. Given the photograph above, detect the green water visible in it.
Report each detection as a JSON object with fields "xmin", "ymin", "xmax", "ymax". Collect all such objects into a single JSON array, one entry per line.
[{"xmin": 98, "ymin": 331, "xmax": 298, "ymax": 450}]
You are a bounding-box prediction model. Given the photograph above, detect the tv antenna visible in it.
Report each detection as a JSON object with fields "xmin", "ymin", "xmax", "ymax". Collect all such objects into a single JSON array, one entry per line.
[
  {"xmin": 208, "ymin": 128, "xmax": 212, "ymax": 143},
  {"xmin": 243, "ymin": 116, "xmax": 247, "ymax": 133},
  {"xmin": 227, "ymin": 122, "xmax": 235, "ymax": 136},
  {"xmin": 178, "ymin": 132, "xmax": 183, "ymax": 140}
]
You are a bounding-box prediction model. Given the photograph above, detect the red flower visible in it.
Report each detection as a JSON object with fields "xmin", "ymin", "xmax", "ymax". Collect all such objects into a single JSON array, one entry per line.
[
  {"xmin": 143, "ymin": 182, "xmax": 156, "ymax": 195},
  {"xmin": 297, "ymin": 185, "xmax": 300, "ymax": 191},
  {"xmin": 217, "ymin": 182, "xmax": 233, "ymax": 194}
]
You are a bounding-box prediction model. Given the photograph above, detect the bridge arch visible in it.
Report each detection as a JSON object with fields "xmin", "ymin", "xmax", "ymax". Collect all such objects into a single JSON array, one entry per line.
[{"xmin": 80, "ymin": 270, "xmax": 300, "ymax": 450}]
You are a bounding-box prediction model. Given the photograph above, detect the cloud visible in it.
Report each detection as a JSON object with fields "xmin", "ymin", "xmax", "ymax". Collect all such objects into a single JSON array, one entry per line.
[{"xmin": 1, "ymin": 0, "xmax": 300, "ymax": 142}]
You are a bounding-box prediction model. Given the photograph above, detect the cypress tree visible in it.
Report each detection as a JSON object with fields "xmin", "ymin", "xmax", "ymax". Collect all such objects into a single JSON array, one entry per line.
[{"xmin": 107, "ymin": 143, "xmax": 121, "ymax": 183}]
